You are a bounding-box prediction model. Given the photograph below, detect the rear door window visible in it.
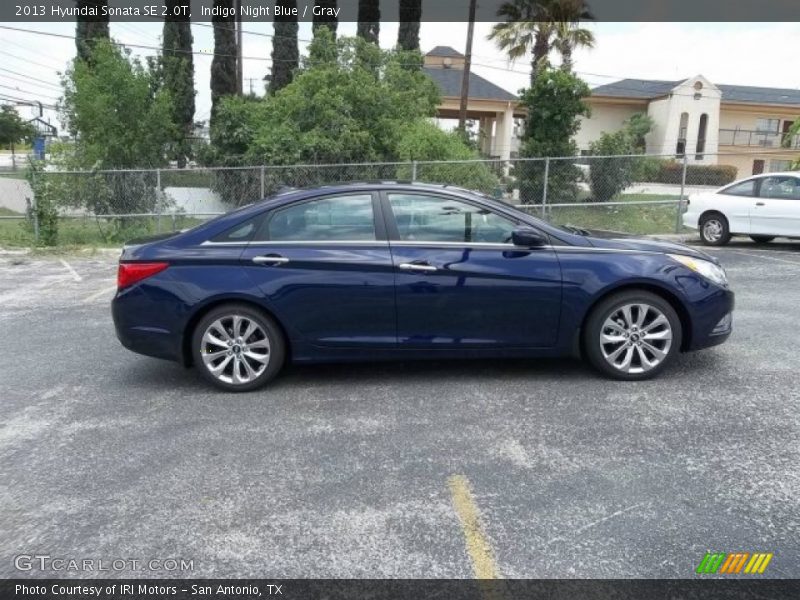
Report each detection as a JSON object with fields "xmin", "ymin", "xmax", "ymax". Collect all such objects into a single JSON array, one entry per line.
[
  {"xmin": 256, "ymin": 194, "xmax": 376, "ymax": 241},
  {"xmin": 721, "ymin": 179, "xmax": 756, "ymax": 197}
]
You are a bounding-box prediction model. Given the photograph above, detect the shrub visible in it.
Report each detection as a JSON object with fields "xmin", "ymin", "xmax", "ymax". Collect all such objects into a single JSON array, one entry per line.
[{"xmin": 653, "ymin": 162, "xmax": 737, "ymax": 186}]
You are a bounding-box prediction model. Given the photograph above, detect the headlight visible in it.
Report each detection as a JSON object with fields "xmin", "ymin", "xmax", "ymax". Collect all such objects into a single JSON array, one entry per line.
[{"xmin": 668, "ymin": 254, "xmax": 728, "ymax": 287}]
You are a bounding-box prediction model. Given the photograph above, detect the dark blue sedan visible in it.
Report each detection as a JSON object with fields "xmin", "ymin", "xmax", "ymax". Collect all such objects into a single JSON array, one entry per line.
[{"xmin": 112, "ymin": 183, "xmax": 734, "ymax": 391}]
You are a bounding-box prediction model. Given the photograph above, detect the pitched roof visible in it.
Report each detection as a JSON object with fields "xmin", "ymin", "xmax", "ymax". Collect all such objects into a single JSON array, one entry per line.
[
  {"xmin": 423, "ymin": 67, "xmax": 517, "ymax": 102},
  {"xmin": 426, "ymin": 46, "xmax": 465, "ymax": 58},
  {"xmin": 591, "ymin": 78, "xmax": 800, "ymax": 106}
]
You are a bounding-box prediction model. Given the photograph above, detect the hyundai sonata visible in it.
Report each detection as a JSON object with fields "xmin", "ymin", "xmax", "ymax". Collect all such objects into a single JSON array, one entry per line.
[{"xmin": 112, "ymin": 183, "xmax": 734, "ymax": 391}]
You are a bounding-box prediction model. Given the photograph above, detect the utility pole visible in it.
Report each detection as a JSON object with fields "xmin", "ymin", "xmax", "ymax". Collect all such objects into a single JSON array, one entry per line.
[
  {"xmin": 235, "ymin": 0, "xmax": 243, "ymax": 94},
  {"xmin": 457, "ymin": 0, "xmax": 477, "ymax": 133}
]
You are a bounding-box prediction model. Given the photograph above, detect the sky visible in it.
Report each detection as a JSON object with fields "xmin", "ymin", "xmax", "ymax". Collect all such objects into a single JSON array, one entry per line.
[{"xmin": 2, "ymin": 20, "xmax": 799, "ymax": 132}]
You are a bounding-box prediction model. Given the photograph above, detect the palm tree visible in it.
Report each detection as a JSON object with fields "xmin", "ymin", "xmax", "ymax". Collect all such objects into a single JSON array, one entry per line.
[
  {"xmin": 489, "ymin": 0, "xmax": 593, "ymax": 85},
  {"xmin": 552, "ymin": 20, "xmax": 594, "ymax": 73}
]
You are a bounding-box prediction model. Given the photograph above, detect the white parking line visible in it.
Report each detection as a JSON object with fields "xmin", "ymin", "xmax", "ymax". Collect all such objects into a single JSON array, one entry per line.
[
  {"xmin": 83, "ymin": 284, "xmax": 117, "ymax": 304},
  {"xmin": 59, "ymin": 259, "xmax": 83, "ymax": 282}
]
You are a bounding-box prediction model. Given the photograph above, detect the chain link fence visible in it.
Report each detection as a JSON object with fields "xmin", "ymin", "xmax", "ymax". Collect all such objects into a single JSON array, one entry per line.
[{"xmin": 0, "ymin": 151, "xmax": 794, "ymax": 245}]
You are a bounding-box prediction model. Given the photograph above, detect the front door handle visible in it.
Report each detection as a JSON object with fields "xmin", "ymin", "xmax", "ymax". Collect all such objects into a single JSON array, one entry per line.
[
  {"xmin": 252, "ymin": 255, "xmax": 289, "ymax": 266},
  {"xmin": 398, "ymin": 262, "xmax": 437, "ymax": 272},
  {"xmin": 755, "ymin": 202, "xmax": 765, "ymax": 206}
]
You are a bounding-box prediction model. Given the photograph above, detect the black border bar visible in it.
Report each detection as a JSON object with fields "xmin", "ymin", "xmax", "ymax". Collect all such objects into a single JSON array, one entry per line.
[{"xmin": 3, "ymin": 0, "xmax": 800, "ymax": 22}]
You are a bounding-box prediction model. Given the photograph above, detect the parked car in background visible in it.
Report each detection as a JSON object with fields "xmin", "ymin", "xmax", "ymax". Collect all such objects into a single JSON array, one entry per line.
[
  {"xmin": 683, "ymin": 172, "xmax": 800, "ymax": 245},
  {"xmin": 112, "ymin": 183, "xmax": 734, "ymax": 391}
]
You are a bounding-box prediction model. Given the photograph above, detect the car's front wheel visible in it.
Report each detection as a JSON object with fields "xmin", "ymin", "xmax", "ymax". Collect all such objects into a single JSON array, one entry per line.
[
  {"xmin": 191, "ymin": 303, "xmax": 285, "ymax": 392},
  {"xmin": 699, "ymin": 213, "xmax": 731, "ymax": 246},
  {"xmin": 584, "ymin": 291, "xmax": 682, "ymax": 381}
]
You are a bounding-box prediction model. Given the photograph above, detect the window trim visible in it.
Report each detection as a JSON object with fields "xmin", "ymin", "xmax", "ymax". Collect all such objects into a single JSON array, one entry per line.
[{"xmin": 379, "ymin": 190, "xmax": 530, "ymax": 246}]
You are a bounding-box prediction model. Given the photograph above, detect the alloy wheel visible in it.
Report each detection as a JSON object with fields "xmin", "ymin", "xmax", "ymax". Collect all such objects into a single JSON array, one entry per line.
[
  {"xmin": 599, "ymin": 303, "xmax": 673, "ymax": 374},
  {"xmin": 200, "ymin": 315, "xmax": 271, "ymax": 385}
]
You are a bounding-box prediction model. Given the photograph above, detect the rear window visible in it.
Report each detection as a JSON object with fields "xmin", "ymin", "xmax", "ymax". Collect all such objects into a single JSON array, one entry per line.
[{"xmin": 210, "ymin": 216, "xmax": 261, "ymax": 243}]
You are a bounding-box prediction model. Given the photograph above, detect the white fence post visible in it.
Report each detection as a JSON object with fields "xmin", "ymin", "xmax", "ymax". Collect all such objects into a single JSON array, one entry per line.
[{"xmin": 411, "ymin": 160, "xmax": 417, "ymax": 182}]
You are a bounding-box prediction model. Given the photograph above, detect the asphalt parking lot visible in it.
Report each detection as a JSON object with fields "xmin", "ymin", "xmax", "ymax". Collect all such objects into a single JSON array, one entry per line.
[{"xmin": 1, "ymin": 240, "xmax": 799, "ymax": 579}]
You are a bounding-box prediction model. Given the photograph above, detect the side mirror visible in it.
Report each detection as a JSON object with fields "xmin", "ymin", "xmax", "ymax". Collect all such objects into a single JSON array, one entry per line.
[{"xmin": 512, "ymin": 227, "xmax": 547, "ymax": 248}]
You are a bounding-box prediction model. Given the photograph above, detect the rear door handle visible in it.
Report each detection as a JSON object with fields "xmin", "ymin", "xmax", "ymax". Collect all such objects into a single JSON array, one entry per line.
[
  {"xmin": 755, "ymin": 202, "xmax": 765, "ymax": 206},
  {"xmin": 252, "ymin": 255, "xmax": 289, "ymax": 266},
  {"xmin": 398, "ymin": 262, "xmax": 437, "ymax": 272}
]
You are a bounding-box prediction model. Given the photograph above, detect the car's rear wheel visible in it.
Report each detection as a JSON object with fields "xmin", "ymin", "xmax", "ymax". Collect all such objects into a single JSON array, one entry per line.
[
  {"xmin": 584, "ymin": 291, "xmax": 682, "ymax": 381},
  {"xmin": 750, "ymin": 235, "xmax": 775, "ymax": 244},
  {"xmin": 699, "ymin": 213, "xmax": 731, "ymax": 246},
  {"xmin": 191, "ymin": 303, "xmax": 285, "ymax": 392}
]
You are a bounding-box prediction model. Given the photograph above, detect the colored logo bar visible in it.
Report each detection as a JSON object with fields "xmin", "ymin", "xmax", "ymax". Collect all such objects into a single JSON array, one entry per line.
[{"xmin": 696, "ymin": 552, "xmax": 773, "ymax": 574}]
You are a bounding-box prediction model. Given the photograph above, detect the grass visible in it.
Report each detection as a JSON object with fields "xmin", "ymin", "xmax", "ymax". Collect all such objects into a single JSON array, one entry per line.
[
  {"xmin": 516, "ymin": 193, "xmax": 690, "ymax": 236},
  {"xmin": 0, "ymin": 213, "xmax": 206, "ymax": 249}
]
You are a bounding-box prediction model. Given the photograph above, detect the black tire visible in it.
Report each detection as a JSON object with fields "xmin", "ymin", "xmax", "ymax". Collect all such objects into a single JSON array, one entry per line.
[
  {"xmin": 699, "ymin": 213, "xmax": 731, "ymax": 246},
  {"xmin": 750, "ymin": 235, "xmax": 775, "ymax": 244},
  {"xmin": 191, "ymin": 303, "xmax": 286, "ymax": 392},
  {"xmin": 583, "ymin": 290, "xmax": 682, "ymax": 381}
]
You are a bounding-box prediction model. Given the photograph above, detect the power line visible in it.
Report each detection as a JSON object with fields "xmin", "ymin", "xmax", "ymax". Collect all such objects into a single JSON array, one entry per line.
[
  {"xmin": 2, "ymin": 25, "xmax": 797, "ymax": 105},
  {"xmin": 0, "ymin": 75, "xmax": 62, "ymax": 94},
  {"xmin": 0, "ymin": 49, "xmax": 65, "ymax": 72},
  {"xmin": 0, "ymin": 25, "xmax": 267, "ymax": 63},
  {"xmin": 0, "ymin": 83, "xmax": 60, "ymax": 101},
  {"xmin": 0, "ymin": 68, "xmax": 62, "ymax": 90}
]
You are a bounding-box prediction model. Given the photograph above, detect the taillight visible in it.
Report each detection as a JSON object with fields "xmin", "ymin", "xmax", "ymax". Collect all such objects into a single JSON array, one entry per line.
[{"xmin": 117, "ymin": 262, "xmax": 169, "ymax": 289}]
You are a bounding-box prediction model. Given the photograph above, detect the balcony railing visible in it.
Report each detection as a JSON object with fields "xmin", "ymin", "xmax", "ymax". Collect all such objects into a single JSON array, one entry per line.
[{"xmin": 719, "ymin": 128, "xmax": 800, "ymax": 149}]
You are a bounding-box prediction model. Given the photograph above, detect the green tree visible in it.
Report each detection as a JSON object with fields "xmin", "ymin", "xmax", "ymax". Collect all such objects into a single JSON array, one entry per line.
[
  {"xmin": 489, "ymin": 0, "xmax": 593, "ymax": 85},
  {"xmin": 75, "ymin": 0, "xmax": 109, "ymax": 64},
  {"xmin": 312, "ymin": 0, "xmax": 338, "ymax": 38},
  {"xmin": 270, "ymin": 0, "xmax": 300, "ymax": 93},
  {"xmin": 203, "ymin": 33, "xmax": 495, "ymax": 201},
  {"xmin": 587, "ymin": 114, "xmax": 654, "ymax": 202},
  {"xmin": 782, "ymin": 120, "xmax": 800, "ymax": 169},
  {"xmin": 398, "ymin": 0, "xmax": 422, "ymax": 52},
  {"xmin": 624, "ymin": 112, "xmax": 654, "ymax": 153},
  {"xmin": 162, "ymin": 2, "xmax": 196, "ymax": 167},
  {"xmin": 515, "ymin": 66, "xmax": 590, "ymax": 203},
  {"xmin": 59, "ymin": 40, "xmax": 175, "ymax": 215},
  {"xmin": 0, "ymin": 105, "xmax": 35, "ymax": 155},
  {"xmin": 210, "ymin": 0, "xmax": 237, "ymax": 130},
  {"xmin": 552, "ymin": 19, "xmax": 595, "ymax": 73},
  {"xmin": 357, "ymin": 0, "xmax": 380, "ymax": 44}
]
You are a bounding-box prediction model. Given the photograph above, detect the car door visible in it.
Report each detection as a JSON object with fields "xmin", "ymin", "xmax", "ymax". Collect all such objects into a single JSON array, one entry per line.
[
  {"xmin": 239, "ymin": 192, "xmax": 397, "ymax": 348},
  {"xmin": 750, "ymin": 175, "xmax": 800, "ymax": 236},
  {"xmin": 382, "ymin": 191, "xmax": 562, "ymax": 349},
  {"xmin": 713, "ymin": 178, "xmax": 756, "ymax": 234}
]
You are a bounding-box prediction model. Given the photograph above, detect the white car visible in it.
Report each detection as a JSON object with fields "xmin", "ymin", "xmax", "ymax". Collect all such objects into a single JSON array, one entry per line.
[{"xmin": 683, "ymin": 172, "xmax": 800, "ymax": 246}]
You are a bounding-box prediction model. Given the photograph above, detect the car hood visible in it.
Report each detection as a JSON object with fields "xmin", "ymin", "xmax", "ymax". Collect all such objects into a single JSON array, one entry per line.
[{"xmin": 584, "ymin": 232, "xmax": 717, "ymax": 263}]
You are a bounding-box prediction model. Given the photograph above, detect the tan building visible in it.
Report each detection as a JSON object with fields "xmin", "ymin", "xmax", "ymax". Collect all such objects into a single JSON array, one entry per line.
[
  {"xmin": 577, "ymin": 76, "xmax": 800, "ymax": 177},
  {"xmin": 423, "ymin": 46, "xmax": 526, "ymax": 161}
]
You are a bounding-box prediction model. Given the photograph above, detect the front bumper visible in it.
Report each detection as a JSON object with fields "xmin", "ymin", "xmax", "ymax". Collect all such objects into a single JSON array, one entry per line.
[{"xmin": 686, "ymin": 288, "xmax": 734, "ymax": 351}]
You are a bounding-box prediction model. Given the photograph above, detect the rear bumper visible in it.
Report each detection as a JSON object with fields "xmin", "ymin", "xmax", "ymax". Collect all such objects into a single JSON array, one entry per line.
[{"xmin": 112, "ymin": 285, "xmax": 183, "ymax": 363}]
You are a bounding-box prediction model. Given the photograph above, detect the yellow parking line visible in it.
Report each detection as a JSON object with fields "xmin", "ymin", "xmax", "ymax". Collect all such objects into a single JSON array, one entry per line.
[{"xmin": 447, "ymin": 474, "xmax": 501, "ymax": 580}]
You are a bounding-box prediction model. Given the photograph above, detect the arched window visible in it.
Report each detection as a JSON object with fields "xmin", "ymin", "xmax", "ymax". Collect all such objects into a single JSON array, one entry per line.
[
  {"xmin": 696, "ymin": 113, "xmax": 708, "ymax": 159},
  {"xmin": 676, "ymin": 112, "xmax": 689, "ymax": 156}
]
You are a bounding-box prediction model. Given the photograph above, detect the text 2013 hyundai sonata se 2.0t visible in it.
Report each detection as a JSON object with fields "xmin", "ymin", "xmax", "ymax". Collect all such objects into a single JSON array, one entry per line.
[{"xmin": 112, "ymin": 183, "xmax": 734, "ymax": 391}]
